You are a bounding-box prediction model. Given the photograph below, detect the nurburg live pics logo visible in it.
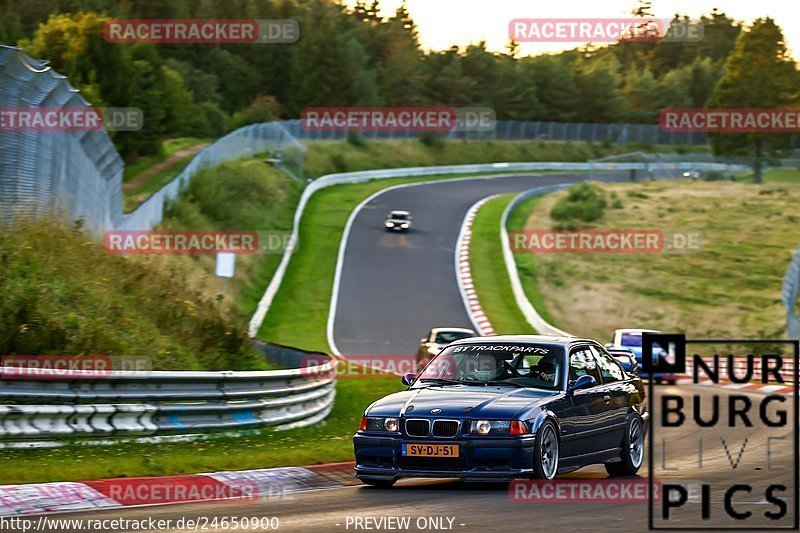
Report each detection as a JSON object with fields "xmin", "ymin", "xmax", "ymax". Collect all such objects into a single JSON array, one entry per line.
[{"xmin": 644, "ymin": 333, "xmax": 799, "ymax": 530}]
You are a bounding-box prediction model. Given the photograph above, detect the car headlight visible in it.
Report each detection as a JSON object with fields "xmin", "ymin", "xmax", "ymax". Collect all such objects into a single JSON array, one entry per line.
[
  {"xmin": 470, "ymin": 419, "xmax": 528, "ymax": 435},
  {"xmin": 385, "ymin": 222, "xmax": 394, "ymax": 227},
  {"xmin": 360, "ymin": 416, "xmax": 400, "ymax": 432},
  {"xmin": 384, "ymin": 417, "xmax": 399, "ymax": 432},
  {"xmin": 401, "ymin": 223, "xmax": 409, "ymax": 228}
]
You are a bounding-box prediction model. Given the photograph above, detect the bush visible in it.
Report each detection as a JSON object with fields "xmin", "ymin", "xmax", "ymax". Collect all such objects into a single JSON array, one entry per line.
[
  {"xmin": 346, "ymin": 131, "xmax": 367, "ymax": 148},
  {"xmin": 418, "ymin": 132, "xmax": 445, "ymax": 148},
  {"xmin": 330, "ymin": 153, "xmax": 349, "ymax": 173},
  {"xmin": 550, "ymin": 183, "xmax": 607, "ymax": 223}
]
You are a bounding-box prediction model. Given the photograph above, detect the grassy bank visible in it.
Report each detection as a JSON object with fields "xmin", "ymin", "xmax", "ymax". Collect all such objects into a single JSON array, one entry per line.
[
  {"xmin": 468, "ymin": 195, "xmax": 535, "ymax": 334},
  {"xmin": 511, "ymin": 180, "xmax": 800, "ymax": 340},
  {"xmin": 0, "ymin": 374, "xmax": 403, "ymax": 485},
  {"xmin": 303, "ymin": 139, "xmax": 709, "ymax": 179},
  {"xmin": 0, "ymin": 220, "xmax": 264, "ymax": 371},
  {"xmin": 157, "ymin": 159, "xmax": 303, "ymax": 321}
]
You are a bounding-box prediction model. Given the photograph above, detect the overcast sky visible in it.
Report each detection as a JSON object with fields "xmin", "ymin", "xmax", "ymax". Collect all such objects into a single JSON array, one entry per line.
[{"xmin": 346, "ymin": 0, "xmax": 798, "ymax": 58}]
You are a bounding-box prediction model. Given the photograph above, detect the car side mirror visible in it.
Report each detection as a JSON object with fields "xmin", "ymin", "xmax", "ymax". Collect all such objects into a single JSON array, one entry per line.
[
  {"xmin": 402, "ymin": 373, "xmax": 417, "ymax": 386},
  {"xmin": 567, "ymin": 374, "xmax": 596, "ymax": 394},
  {"xmin": 605, "ymin": 343, "xmax": 615, "ymax": 349}
]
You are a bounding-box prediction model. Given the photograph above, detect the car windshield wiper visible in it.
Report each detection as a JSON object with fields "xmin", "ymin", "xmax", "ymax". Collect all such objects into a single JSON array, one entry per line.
[
  {"xmin": 417, "ymin": 378, "xmax": 464, "ymax": 386},
  {"xmin": 481, "ymin": 380, "xmax": 526, "ymax": 388}
]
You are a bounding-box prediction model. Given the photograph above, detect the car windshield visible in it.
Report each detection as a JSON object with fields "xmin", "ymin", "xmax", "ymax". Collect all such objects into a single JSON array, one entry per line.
[
  {"xmin": 416, "ymin": 343, "xmax": 564, "ymax": 390},
  {"xmin": 390, "ymin": 213, "xmax": 408, "ymax": 220},
  {"xmin": 434, "ymin": 331, "xmax": 474, "ymax": 344},
  {"xmin": 620, "ymin": 333, "xmax": 643, "ymax": 347}
]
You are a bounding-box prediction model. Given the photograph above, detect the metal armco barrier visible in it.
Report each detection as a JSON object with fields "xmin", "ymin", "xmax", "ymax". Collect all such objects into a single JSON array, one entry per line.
[
  {"xmin": 782, "ymin": 245, "xmax": 800, "ymax": 338},
  {"xmin": 0, "ymin": 357, "xmax": 336, "ymax": 442},
  {"xmin": 500, "ymin": 184, "xmax": 574, "ymax": 337}
]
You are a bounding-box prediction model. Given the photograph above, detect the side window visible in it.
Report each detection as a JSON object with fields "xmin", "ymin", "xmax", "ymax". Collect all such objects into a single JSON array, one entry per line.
[
  {"xmin": 569, "ymin": 348, "xmax": 601, "ymax": 384},
  {"xmin": 590, "ymin": 345, "xmax": 625, "ymax": 383}
]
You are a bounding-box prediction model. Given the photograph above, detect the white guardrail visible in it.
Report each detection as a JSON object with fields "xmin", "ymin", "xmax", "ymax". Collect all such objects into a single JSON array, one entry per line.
[
  {"xmin": 248, "ymin": 160, "xmax": 749, "ymax": 337},
  {"xmin": 0, "ymin": 356, "xmax": 336, "ymax": 443},
  {"xmin": 500, "ymin": 184, "xmax": 575, "ymax": 336}
]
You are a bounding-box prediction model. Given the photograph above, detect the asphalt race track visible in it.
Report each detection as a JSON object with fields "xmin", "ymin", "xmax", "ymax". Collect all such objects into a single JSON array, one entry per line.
[
  {"xmin": 57, "ymin": 384, "xmax": 797, "ymax": 532},
  {"xmin": 331, "ymin": 172, "xmax": 626, "ymax": 356},
  {"xmin": 47, "ymin": 172, "xmax": 797, "ymax": 532}
]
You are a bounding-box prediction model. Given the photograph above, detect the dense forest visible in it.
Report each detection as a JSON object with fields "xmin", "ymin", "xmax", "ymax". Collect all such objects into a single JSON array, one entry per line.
[{"xmin": 0, "ymin": 0, "xmax": 794, "ymax": 163}]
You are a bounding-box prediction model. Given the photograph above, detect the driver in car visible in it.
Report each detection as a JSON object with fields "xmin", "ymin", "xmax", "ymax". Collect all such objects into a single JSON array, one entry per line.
[{"xmin": 466, "ymin": 354, "xmax": 505, "ymax": 381}]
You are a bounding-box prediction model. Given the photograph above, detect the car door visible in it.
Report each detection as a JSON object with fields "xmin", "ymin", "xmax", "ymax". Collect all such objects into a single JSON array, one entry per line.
[
  {"xmin": 589, "ymin": 344, "xmax": 629, "ymax": 446},
  {"xmin": 564, "ymin": 346, "xmax": 610, "ymax": 457}
]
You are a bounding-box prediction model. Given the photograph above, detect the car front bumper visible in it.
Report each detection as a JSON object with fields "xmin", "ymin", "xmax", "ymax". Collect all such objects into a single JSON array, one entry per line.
[{"xmin": 353, "ymin": 433, "xmax": 537, "ymax": 482}]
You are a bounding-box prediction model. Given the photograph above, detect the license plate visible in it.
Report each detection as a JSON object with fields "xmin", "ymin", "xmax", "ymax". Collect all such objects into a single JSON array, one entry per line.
[{"xmin": 402, "ymin": 443, "xmax": 459, "ymax": 457}]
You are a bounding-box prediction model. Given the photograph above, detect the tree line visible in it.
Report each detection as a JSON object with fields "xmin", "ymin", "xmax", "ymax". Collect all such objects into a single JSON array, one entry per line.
[{"xmin": 0, "ymin": 0, "xmax": 796, "ymax": 172}]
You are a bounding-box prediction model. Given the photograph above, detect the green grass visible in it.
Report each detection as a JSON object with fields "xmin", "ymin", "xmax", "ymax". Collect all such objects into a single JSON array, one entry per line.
[
  {"xmin": 760, "ymin": 167, "xmax": 800, "ymax": 183},
  {"xmin": 124, "ymin": 158, "xmax": 197, "ymax": 212},
  {"xmin": 161, "ymin": 159, "xmax": 303, "ymax": 322},
  {"xmin": 124, "ymin": 138, "xmax": 211, "ymax": 213},
  {"xmin": 0, "ymin": 374, "xmax": 404, "ymax": 485},
  {"xmin": 468, "ymin": 195, "xmax": 535, "ymax": 334},
  {"xmin": 508, "ymin": 195, "xmax": 561, "ymax": 326},
  {"xmin": 123, "ymin": 137, "xmax": 208, "ymax": 183},
  {"xmin": 0, "ymin": 220, "xmax": 265, "ymax": 371},
  {"xmin": 512, "ymin": 180, "xmax": 800, "ymax": 340},
  {"xmin": 733, "ymin": 167, "xmax": 800, "ymax": 184}
]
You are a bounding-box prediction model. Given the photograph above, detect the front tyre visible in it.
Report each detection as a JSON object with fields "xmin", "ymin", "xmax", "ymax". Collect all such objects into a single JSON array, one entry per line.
[
  {"xmin": 360, "ymin": 478, "xmax": 396, "ymax": 488},
  {"xmin": 532, "ymin": 420, "xmax": 559, "ymax": 480},
  {"xmin": 605, "ymin": 414, "xmax": 644, "ymax": 476}
]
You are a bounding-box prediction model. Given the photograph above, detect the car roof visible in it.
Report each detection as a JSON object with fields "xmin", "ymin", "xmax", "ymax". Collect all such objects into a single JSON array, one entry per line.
[
  {"xmin": 615, "ymin": 328, "xmax": 661, "ymax": 335},
  {"xmin": 431, "ymin": 327, "xmax": 476, "ymax": 334},
  {"xmin": 389, "ymin": 210, "xmax": 410, "ymax": 216},
  {"xmin": 449, "ymin": 334, "xmax": 595, "ymax": 348}
]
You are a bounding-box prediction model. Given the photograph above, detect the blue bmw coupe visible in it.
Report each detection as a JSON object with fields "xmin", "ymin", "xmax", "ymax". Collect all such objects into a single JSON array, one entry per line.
[{"xmin": 353, "ymin": 335, "xmax": 647, "ymax": 487}]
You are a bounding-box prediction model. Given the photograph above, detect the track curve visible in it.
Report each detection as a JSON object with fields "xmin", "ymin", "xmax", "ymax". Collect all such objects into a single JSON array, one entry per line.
[{"xmin": 330, "ymin": 172, "xmax": 625, "ymax": 357}]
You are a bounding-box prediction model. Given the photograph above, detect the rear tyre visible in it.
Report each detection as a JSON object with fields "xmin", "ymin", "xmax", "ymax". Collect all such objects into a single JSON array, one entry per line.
[
  {"xmin": 605, "ymin": 415, "xmax": 644, "ymax": 477},
  {"xmin": 360, "ymin": 478, "xmax": 396, "ymax": 488},
  {"xmin": 532, "ymin": 420, "xmax": 559, "ymax": 480}
]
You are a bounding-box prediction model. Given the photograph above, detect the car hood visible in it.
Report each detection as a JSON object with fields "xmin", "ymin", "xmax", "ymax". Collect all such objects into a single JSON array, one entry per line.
[{"xmin": 366, "ymin": 385, "xmax": 560, "ymax": 419}]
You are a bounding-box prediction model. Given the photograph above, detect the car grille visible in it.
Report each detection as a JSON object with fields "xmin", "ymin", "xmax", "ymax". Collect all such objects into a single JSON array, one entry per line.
[
  {"xmin": 432, "ymin": 419, "xmax": 460, "ymax": 437},
  {"xmin": 405, "ymin": 419, "xmax": 430, "ymax": 437}
]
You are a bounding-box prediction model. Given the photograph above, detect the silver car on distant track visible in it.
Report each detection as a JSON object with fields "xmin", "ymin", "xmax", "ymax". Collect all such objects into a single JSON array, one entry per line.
[{"xmin": 385, "ymin": 210, "xmax": 412, "ymax": 232}]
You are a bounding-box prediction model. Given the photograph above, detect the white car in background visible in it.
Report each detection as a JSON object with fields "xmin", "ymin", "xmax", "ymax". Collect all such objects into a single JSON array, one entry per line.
[
  {"xmin": 415, "ymin": 327, "xmax": 476, "ymax": 370},
  {"xmin": 385, "ymin": 210, "xmax": 412, "ymax": 231}
]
